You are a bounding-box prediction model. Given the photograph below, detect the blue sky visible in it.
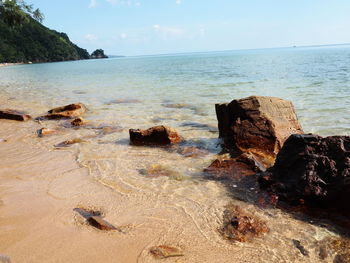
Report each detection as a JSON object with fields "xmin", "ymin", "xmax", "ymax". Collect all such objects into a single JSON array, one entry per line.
[{"xmin": 28, "ymin": 0, "xmax": 350, "ymax": 56}]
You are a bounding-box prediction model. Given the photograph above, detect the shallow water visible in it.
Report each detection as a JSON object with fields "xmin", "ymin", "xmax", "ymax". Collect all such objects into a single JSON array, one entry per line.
[{"xmin": 1, "ymin": 45, "xmax": 350, "ymax": 262}]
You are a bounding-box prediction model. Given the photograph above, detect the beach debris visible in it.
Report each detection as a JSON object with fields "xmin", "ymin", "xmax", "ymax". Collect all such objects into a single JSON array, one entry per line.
[
  {"xmin": 74, "ymin": 208, "xmax": 117, "ymax": 231},
  {"xmin": 220, "ymin": 204, "xmax": 269, "ymax": 242},
  {"xmin": 0, "ymin": 254, "xmax": 11, "ymax": 263},
  {"xmin": 55, "ymin": 138, "xmax": 85, "ymax": 148},
  {"xmin": 129, "ymin": 125, "xmax": 182, "ymax": 146},
  {"xmin": 139, "ymin": 164, "xmax": 184, "ymax": 181},
  {"xmin": 292, "ymin": 239, "xmax": 309, "ymax": 257},
  {"xmin": 0, "ymin": 109, "xmax": 31, "ymax": 121},
  {"xmin": 37, "ymin": 128, "xmax": 56, "ymax": 137},
  {"xmin": 258, "ymin": 134, "xmax": 350, "ymax": 213},
  {"xmin": 105, "ymin": 98, "xmax": 141, "ymax": 104},
  {"xmin": 149, "ymin": 245, "xmax": 184, "ymax": 259},
  {"xmin": 71, "ymin": 117, "xmax": 86, "ymax": 126},
  {"xmin": 215, "ymin": 96, "xmax": 303, "ymax": 168},
  {"xmin": 42, "ymin": 103, "xmax": 87, "ymax": 119},
  {"xmin": 177, "ymin": 146, "xmax": 209, "ymax": 158}
]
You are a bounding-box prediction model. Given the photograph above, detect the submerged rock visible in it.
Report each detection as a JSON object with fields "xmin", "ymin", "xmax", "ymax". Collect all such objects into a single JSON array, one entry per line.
[
  {"xmin": 139, "ymin": 164, "xmax": 184, "ymax": 181},
  {"xmin": 55, "ymin": 138, "xmax": 85, "ymax": 148},
  {"xmin": 149, "ymin": 245, "xmax": 184, "ymax": 259},
  {"xmin": 105, "ymin": 98, "xmax": 141, "ymax": 104},
  {"xmin": 71, "ymin": 117, "xmax": 86, "ymax": 127},
  {"xmin": 220, "ymin": 204, "xmax": 269, "ymax": 242},
  {"xmin": 216, "ymin": 96, "xmax": 303, "ymax": 167},
  {"xmin": 292, "ymin": 239, "xmax": 309, "ymax": 257},
  {"xmin": 129, "ymin": 125, "xmax": 182, "ymax": 146},
  {"xmin": 43, "ymin": 103, "xmax": 87, "ymax": 119},
  {"xmin": 37, "ymin": 128, "xmax": 56, "ymax": 137},
  {"xmin": 73, "ymin": 208, "xmax": 117, "ymax": 231},
  {"xmin": 0, "ymin": 109, "xmax": 31, "ymax": 121},
  {"xmin": 258, "ymin": 134, "xmax": 350, "ymax": 211},
  {"xmin": 177, "ymin": 146, "xmax": 209, "ymax": 158}
]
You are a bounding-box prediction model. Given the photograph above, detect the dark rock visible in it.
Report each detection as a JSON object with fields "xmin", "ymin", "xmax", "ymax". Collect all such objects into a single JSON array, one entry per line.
[
  {"xmin": 292, "ymin": 239, "xmax": 309, "ymax": 256},
  {"xmin": 71, "ymin": 117, "xmax": 86, "ymax": 126},
  {"xmin": 149, "ymin": 245, "xmax": 184, "ymax": 259},
  {"xmin": 87, "ymin": 216, "xmax": 117, "ymax": 231},
  {"xmin": 129, "ymin": 125, "xmax": 182, "ymax": 146},
  {"xmin": 0, "ymin": 109, "xmax": 31, "ymax": 121},
  {"xmin": 220, "ymin": 204, "xmax": 269, "ymax": 242},
  {"xmin": 258, "ymin": 134, "xmax": 350, "ymax": 211},
  {"xmin": 215, "ymin": 96, "xmax": 303, "ymax": 167},
  {"xmin": 43, "ymin": 103, "xmax": 86, "ymax": 119}
]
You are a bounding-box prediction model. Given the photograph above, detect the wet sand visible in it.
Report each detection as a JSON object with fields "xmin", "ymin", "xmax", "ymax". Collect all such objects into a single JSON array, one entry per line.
[{"xmin": 0, "ymin": 95, "xmax": 344, "ymax": 263}]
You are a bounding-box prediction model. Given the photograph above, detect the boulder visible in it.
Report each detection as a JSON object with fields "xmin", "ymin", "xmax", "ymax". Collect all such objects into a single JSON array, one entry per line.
[
  {"xmin": 129, "ymin": 125, "xmax": 182, "ymax": 146},
  {"xmin": 0, "ymin": 109, "xmax": 31, "ymax": 121},
  {"xmin": 215, "ymin": 96, "xmax": 303, "ymax": 167},
  {"xmin": 258, "ymin": 134, "xmax": 350, "ymax": 211},
  {"xmin": 44, "ymin": 103, "xmax": 86, "ymax": 119}
]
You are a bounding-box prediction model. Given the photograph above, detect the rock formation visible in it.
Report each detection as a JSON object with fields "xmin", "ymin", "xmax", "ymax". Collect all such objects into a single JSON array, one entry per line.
[
  {"xmin": 0, "ymin": 109, "xmax": 31, "ymax": 121},
  {"xmin": 129, "ymin": 125, "xmax": 182, "ymax": 146},
  {"xmin": 259, "ymin": 134, "xmax": 350, "ymax": 211},
  {"xmin": 215, "ymin": 96, "xmax": 303, "ymax": 167}
]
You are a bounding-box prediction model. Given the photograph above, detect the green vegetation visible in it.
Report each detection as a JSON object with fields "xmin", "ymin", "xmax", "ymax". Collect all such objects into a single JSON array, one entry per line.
[{"xmin": 0, "ymin": 0, "xmax": 90, "ymax": 63}]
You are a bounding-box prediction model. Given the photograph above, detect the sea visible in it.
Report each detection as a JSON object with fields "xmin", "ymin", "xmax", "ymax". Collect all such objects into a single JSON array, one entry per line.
[{"xmin": 0, "ymin": 45, "xmax": 350, "ymax": 261}]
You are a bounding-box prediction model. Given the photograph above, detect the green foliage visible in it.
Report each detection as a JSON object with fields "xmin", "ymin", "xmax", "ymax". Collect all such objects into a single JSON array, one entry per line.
[
  {"xmin": 0, "ymin": 16, "xmax": 90, "ymax": 63},
  {"xmin": 0, "ymin": 0, "xmax": 44, "ymax": 27}
]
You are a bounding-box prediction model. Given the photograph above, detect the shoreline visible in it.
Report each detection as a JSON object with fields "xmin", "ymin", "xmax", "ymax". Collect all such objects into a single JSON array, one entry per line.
[{"xmin": 0, "ymin": 62, "xmax": 26, "ymax": 67}]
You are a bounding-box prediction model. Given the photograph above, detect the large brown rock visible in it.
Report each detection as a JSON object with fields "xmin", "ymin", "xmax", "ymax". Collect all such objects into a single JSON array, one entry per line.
[
  {"xmin": 216, "ymin": 96, "xmax": 303, "ymax": 166},
  {"xmin": 0, "ymin": 109, "xmax": 31, "ymax": 121},
  {"xmin": 259, "ymin": 134, "xmax": 350, "ymax": 211},
  {"xmin": 129, "ymin": 125, "xmax": 182, "ymax": 146},
  {"xmin": 44, "ymin": 103, "xmax": 86, "ymax": 119}
]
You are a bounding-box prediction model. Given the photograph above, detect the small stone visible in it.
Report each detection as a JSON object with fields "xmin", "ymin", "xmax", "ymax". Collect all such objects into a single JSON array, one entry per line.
[
  {"xmin": 87, "ymin": 216, "xmax": 117, "ymax": 231},
  {"xmin": 71, "ymin": 117, "xmax": 86, "ymax": 126},
  {"xmin": 0, "ymin": 138, "xmax": 6, "ymax": 143},
  {"xmin": 150, "ymin": 245, "xmax": 184, "ymax": 259},
  {"xmin": 55, "ymin": 138, "xmax": 84, "ymax": 148},
  {"xmin": 0, "ymin": 109, "xmax": 31, "ymax": 121},
  {"xmin": 43, "ymin": 103, "xmax": 86, "ymax": 119},
  {"xmin": 37, "ymin": 128, "xmax": 56, "ymax": 137},
  {"xmin": 0, "ymin": 254, "xmax": 11, "ymax": 263},
  {"xmin": 292, "ymin": 239, "xmax": 309, "ymax": 256},
  {"xmin": 129, "ymin": 125, "xmax": 182, "ymax": 146}
]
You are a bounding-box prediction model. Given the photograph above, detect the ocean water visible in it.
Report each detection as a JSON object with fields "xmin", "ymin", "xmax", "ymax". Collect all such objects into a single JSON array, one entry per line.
[{"xmin": 1, "ymin": 45, "xmax": 350, "ymax": 261}]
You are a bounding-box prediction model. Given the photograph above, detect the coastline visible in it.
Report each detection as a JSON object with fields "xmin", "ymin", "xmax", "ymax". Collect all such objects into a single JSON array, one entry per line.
[{"xmin": 0, "ymin": 63, "xmax": 26, "ymax": 67}]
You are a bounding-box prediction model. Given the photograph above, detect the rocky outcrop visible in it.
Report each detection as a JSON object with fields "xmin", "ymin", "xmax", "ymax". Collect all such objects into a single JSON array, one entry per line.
[
  {"xmin": 259, "ymin": 134, "xmax": 350, "ymax": 211},
  {"xmin": 0, "ymin": 109, "xmax": 31, "ymax": 121},
  {"xmin": 129, "ymin": 125, "xmax": 182, "ymax": 146},
  {"xmin": 216, "ymin": 96, "xmax": 303, "ymax": 167},
  {"xmin": 43, "ymin": 103, "xmax": 86, "ymax": 119}
]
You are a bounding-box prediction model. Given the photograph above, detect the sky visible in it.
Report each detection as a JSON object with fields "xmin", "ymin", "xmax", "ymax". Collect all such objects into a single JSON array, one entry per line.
[{"xmin": 27, "ymin": 0, "xmax": 350, "ymax": 56}]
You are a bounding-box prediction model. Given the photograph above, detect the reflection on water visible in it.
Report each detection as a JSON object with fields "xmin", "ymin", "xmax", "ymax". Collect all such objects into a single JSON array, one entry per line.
[{"xmin": 1, "ymin": 45, "xmax": 350, "ymax": 262}]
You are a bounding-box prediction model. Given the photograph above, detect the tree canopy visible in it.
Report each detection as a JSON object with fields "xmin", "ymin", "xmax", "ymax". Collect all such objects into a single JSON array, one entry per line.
[{"xmin": 0, "ymin": 0, "xmax": 44, "ymax": 27}]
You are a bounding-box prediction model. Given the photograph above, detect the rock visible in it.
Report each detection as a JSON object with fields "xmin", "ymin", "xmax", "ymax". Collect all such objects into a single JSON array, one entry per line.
[
  {"xmin": 44, "ymin": 103, "xmax": 86, "ymax": 119},
  {"xmin": 215, "ymin": 96, "xmax": 303, "ymax": 167},
  {"xmin": 258, "ymin": 134, "xmax": 350, "ymax": 211},
  {"xmin": 177, "ymin": 146, "xmax": 209, "ymax": 158},
  {"xmin": 0, "ymin": 109, "xmax": 31, "ymax": 121},
  {"xmin": 204, "ymin": 153, "xmax": 265, "ymax": 181},
  {"xmin": 220, "ymin": 204, "xmax": 269, "ymax": 242},
  {"xmin": 0, "ymin": 138, "xmax": 7, "ymax": 143},
  {"xmin": 149, "ymin": 245, "xmax": 184, "ymax": 259},
  {"xmin": 129, "ymin": 125, "xmax": 182, "ymax": 146},
  {"xmin": 292, "ymin": 239, "xmax": 309, "ymax": 256},
  {"xmin": 87, "ymin": 216, "xmax": 117, "ymax": 231},
  {"xmin": 71, "ymin": 117, "xmax": 86, "ymax": 126},
  {"xmin": 55, "ymin": 138, "xmax": 84, "ymax": 148},
  {"xmin": 105, "ymin": 98, "xmax": 141, "ymax": 104},
  {"xmin": 37, "ymin": 128, "xmax": 56, "ymax": 137},
  {"xmin": 139, "ymin": 164, "xmax": 184, "ymax": 181}
]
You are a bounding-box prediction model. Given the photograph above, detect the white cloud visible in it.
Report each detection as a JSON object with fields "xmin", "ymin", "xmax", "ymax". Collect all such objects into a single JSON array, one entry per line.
[
  {"xmin": 153, "ymin": 24, "xmax": 183, "ymax": 37},
  {"xmin": 120, "ymin": 33, "xmax": 127, "ymax": 39},
  {"xmin": 85, "ymin": 34, "xmax": 97, "ymax": 41},
  {"xmin": 89, "ymin": 0, "xmax": 97, "ymax": 8},
  {"xmin": 176, "ymin": 0, "xmax": 181, "ymax": 4},
  {"xmin": 106, "ymin": 0, "xmax": 140, "ymax": 6}
]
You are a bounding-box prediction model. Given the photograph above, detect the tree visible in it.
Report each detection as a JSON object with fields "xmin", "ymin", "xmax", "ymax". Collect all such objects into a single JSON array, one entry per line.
[{"xmin": 0, "ymin": 0, "xmax": 44, "ymax": 27}]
